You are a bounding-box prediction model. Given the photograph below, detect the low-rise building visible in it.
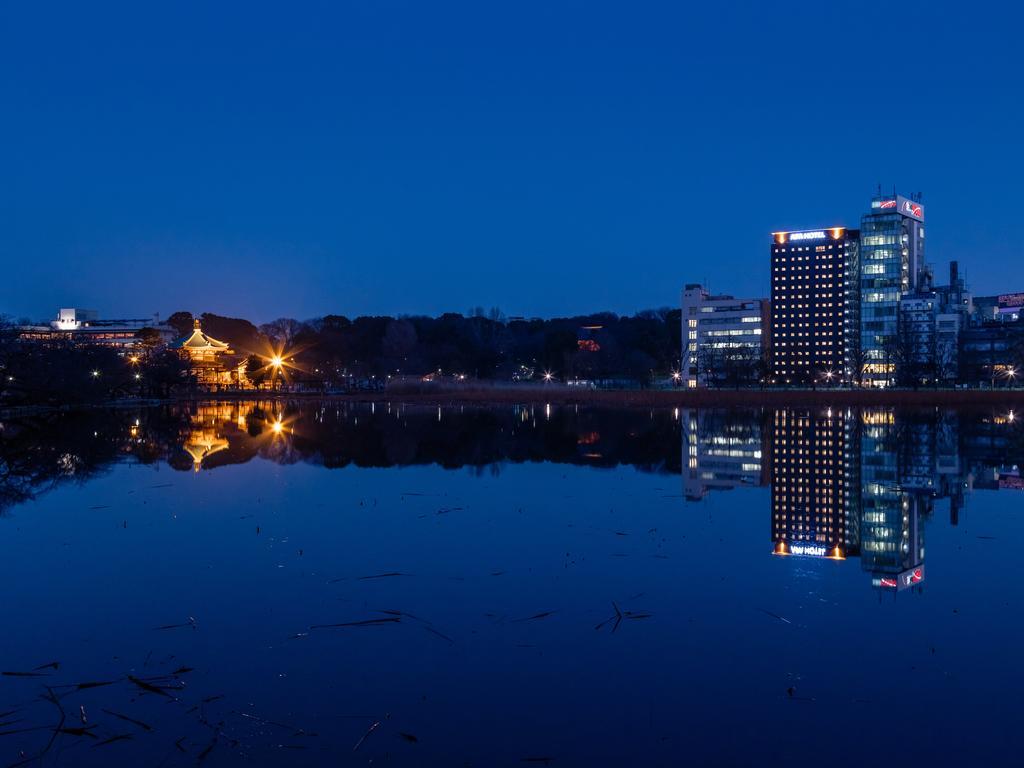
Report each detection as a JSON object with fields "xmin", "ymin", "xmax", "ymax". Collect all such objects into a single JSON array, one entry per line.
[
  {"xmin": 959, "ymin": 322, "xmax": 1024, "ymax": 387},
  {"xmin": 18, "ymin": 308, "xmax": 175, "ymax": 350},
  {"xmin": 974, "ymin": 292, "xmax": 1024, "ymax": 324},
  {"xmin": 681, "ymin": 284, "xmax": 768, "ymax": 388}
]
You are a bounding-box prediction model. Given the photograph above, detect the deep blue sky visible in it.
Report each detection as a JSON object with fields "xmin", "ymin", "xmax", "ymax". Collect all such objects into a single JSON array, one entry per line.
[{"xmin": 1, "ymin": 1, "xmax": 1020, "ymax": 324}]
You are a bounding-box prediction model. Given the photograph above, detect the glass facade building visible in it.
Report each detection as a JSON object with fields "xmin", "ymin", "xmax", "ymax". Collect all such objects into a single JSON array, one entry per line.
[{"xmin": 859, "ymin": 195, "xmax": 926, "ymax": 386}]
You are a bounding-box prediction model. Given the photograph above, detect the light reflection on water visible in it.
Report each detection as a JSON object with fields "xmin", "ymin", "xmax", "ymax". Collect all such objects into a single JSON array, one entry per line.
[{"xmin": 0, "ymin": 401, "xmax": 1023, "ymax": 766}]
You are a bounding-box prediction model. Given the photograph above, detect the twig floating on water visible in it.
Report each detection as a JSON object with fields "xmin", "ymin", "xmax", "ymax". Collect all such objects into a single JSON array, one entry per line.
[
  {"xmin": 310, "ymin": 617, "xmax": 401, "ymax": 629},
  {"xmin": 352, "ymin": 721, "xmax": 380, "ymax": 752},
  {"xmin": 93, "ymin": 733, "xmax": 133, "ymax": 747},
  {"xmin": 512, "ymin": 611, "xmax": 556, "ymax": 622},
  {"xmin": 57, "ymin": 725, "xmax": 97, "ymax": 738},
  {"xmin": 101, "ymin": 708, "xmax": 153, "ymax": 732},
  {"xmin": 761, "ymin": 610, "xmax": 790, "ymax": 626},
  {"xmin": 357, "ymin": 572, "xmax": 407, "ymax": 580},
  {"xmin": 423, "ymin": 625, "xmax": 455, "ymax": 644},
  {"xmin": 197, "ymin": 733, "xmax": 218, "ymax": 761},
  {"xmin": 127, "ymin": 675, "xmax": 176, "ymax": 699},
  {"xmin": 153, "ymin": 617, "xmax": 197, "ymax": 631}
]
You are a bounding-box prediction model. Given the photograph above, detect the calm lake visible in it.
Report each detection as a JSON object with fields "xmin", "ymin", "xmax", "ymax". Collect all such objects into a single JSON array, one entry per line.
[{"xmin": 1, "ymin": 400, "xmax": 1023, "ymax": 766}]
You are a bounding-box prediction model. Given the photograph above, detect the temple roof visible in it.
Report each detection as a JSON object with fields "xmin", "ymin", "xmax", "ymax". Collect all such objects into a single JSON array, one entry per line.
[
  {"xmin": 183, "ymin": 430, "xmax": 230, "ymax": 471},
  {"xmin": 173, "ymin": 319, "xmax": 231, "ymax": 352}
]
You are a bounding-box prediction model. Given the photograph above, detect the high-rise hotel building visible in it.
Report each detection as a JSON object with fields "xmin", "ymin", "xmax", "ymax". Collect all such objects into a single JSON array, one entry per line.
[
  {"xmin": 859, "ymin": 194, "xmax": 926, "ymax": 386},
  {"xmin": 770, "ymin": 228, "xmax": 859, "ymax": 385}
]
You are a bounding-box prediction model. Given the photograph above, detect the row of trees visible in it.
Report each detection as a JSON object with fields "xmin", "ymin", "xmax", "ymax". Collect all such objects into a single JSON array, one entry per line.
[{"xmin": 166, "ymin": 308, "xmax": 683, "ymax": 386}]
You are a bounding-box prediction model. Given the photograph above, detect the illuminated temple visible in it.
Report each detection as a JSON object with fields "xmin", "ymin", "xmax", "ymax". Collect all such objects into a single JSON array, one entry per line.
[{"xmin": 173, "ymin": 319, "xmax": 249, "ymax": 388}]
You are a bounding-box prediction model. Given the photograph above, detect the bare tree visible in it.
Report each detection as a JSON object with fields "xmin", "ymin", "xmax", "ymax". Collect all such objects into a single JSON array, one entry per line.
[{"xmin": 260, "ymin": 318, "xmax": 304, "ymax": 348}]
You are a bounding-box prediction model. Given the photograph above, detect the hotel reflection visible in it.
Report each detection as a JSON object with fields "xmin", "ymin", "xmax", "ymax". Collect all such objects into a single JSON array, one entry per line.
[
  {"xmin": 681, "ymin": 407, "xmax": 1024, "ymax": 593},
  {"xmin": 771, "ymin": 408, "xmax": 859, "ymax": 563}
]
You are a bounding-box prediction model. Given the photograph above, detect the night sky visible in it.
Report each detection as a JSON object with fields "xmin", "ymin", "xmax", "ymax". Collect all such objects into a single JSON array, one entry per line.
[{"xmin": 1, "ymin": 1, "xmax": 1020, "ymax": 324}]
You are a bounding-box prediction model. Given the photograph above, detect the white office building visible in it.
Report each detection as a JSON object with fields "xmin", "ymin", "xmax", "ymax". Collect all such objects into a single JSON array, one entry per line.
[{"xmin": 681, "ymin": 284, "xmax": 768, "ymax": 388}]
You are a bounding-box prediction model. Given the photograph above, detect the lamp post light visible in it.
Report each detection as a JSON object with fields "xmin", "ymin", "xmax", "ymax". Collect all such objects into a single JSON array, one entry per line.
[
  {"xmin": 268, "ymin": 355, "xmax": 284, "ymax": 391},
  {"xmin": 542, "ymin": 371, "xmax": 554, "ymax": 384}
]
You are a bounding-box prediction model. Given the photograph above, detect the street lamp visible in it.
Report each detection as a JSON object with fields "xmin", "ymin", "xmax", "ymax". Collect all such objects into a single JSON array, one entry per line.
[
  {"xmin": 542, "ymin": 371, "xmax": 554, "ymax": 383},
  {"xmin": 91, "ymin": 370, "xmax": 100, "ymax": 378}
]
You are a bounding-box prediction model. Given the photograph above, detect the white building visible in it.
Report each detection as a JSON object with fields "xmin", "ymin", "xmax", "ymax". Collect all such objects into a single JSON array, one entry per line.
[
  {"xmin": 681, "ymin": 284, "xmax": 768, "ymax": 388},
  {"xmin": 18, "ymin": 308, "xmax": 175, "ymax": 350}
]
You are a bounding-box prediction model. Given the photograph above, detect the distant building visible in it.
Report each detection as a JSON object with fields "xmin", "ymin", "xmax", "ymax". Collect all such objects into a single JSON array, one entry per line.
[
  {"xmin": 887, "ymin": 261, "xmax": 972, "ymax": 386},
  {"xmin": 959, "ymin": 322, "xmax": 1024, "ymax": 387},
  {"xmin": 859, "ymin": 192, "xmax": 926, "ymax": 386},
  {"xmin": 974, "ymin": 291, "xmax": 1024, "ymax": 324},
  {"xmin": 17, "ymin": 308, "xmax": 175, "ymax": 350},
  {"xmin": 681, "ymin": 284, "xmax": 768, "ymax": 388},
  {"xmin": 769, "ymin": 227, "xmax": 859, "ymax": 385}
]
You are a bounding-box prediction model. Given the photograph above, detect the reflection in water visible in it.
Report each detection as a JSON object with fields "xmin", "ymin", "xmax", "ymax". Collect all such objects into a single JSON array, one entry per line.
[
  {"xmin": 2, "ymin": 400, "xmax": 1024, "ymax": 765},
  {"xmin": 683, "ymin": 406, "xmax": 1024, "ymax": 593},
  {"xmin": 2, "ymin": 401, "xmax": 1022, "ymax": 597},
  {"xmin": 0, "ymin": 401, "xmax": 684, "ymax": 512}
]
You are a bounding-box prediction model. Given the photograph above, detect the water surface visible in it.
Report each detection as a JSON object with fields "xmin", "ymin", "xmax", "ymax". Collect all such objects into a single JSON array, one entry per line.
[{"xmin": 1, "ymin": 401, "xmax": 1022, "ymax": 766}]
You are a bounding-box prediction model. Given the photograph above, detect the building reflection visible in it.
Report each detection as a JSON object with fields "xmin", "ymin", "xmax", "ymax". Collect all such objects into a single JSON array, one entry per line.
[
  {"xmin": 770, "ymin": 408, "xmax": 859, "ymax": 562},
  {"xmin": 681, "ymin": 409, "xmax": 768, "ymax": 500},
  {"xmin": 3, "ymin": 399, "xmax": 1021, "ymax": 598},
  {"xmin": 683, "ymin": 405, "xmax": 1024, "ymax": 593}
]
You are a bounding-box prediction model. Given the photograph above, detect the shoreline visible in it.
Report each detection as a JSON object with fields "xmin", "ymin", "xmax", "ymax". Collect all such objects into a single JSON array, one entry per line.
[
  {"xmin": 213, "ymin": 387, "xmax": 1024, "ymax": 409},
  {"xmin": 3, "ymin": 387, "xmax": 1024, "ymax": 419}
]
